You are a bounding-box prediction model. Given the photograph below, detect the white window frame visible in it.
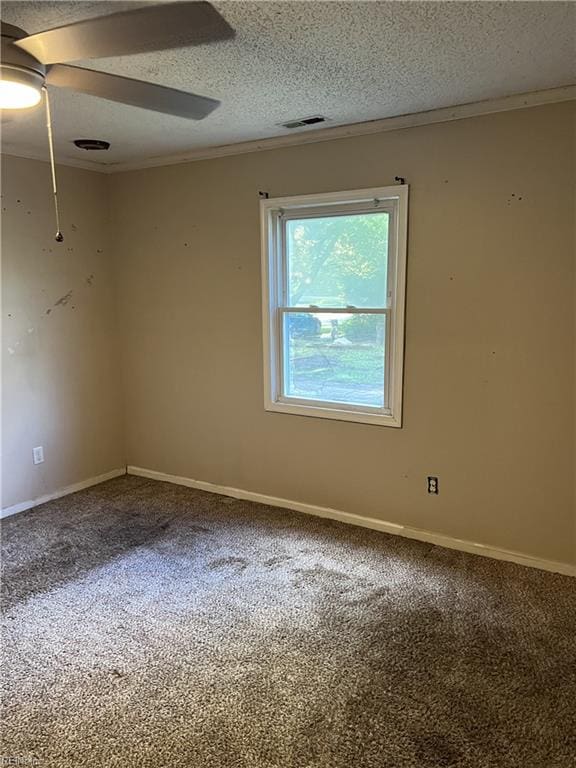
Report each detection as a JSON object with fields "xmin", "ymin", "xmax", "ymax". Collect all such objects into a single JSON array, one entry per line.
[{"xmin": 260, "ymin": 185, "xmax": 408, "ymax": 428}]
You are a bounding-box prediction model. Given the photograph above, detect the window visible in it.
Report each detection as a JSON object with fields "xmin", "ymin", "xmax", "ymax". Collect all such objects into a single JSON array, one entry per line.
[{"xmin": 261, "ymin": 185, "xmax": 408, "ymax": 427}]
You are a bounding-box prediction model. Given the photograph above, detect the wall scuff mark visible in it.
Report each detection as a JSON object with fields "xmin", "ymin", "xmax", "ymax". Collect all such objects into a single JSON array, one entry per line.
[{"xmin": 54, "ymin": 291, "xmax": 73, "ymax": 308}]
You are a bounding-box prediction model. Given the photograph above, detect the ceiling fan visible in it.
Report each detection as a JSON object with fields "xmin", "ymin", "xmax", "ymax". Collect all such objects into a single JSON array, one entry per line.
[
  {"xmin": 0, "ymin": 2, "xmax": 234, "ymax": 241},
  {"xmin": 0, "ymin": 1, "xmax": 234, "ymax": 118}
]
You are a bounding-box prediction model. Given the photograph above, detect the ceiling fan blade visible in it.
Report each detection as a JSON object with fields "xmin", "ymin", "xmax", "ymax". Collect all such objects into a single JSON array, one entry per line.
[
  {"xmin": 46, "ymin": 64, "xmax": 219, "ymax": 120},
  {"xmin": 14, "ymin": 2, "xmax": 234, "ymax": 65}
]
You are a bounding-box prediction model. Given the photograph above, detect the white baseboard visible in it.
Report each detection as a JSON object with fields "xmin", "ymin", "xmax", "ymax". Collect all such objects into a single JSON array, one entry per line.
[
  {"xmin": 0, "ymin": 468, "xmax": 127, "ymax": 520},
  {"xmin": 128, "ymin": 465, "xmax": 575, "ymax": 578}
]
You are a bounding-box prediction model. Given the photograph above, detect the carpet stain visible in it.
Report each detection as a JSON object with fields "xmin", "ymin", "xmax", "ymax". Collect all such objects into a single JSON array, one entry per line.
[
  {"xmin": 209, "ymin": 555, "xmax": 249, "ymax": 572},
  {"xmin": 413, "ymin": 733, "xmax": 463, "ymax": 766},
  {"xmin": 294, "ymin": 564, "xmax": 353, "ymax": 584},
  {"xmin": 263, "ymin": 554, "xmax": 293, "ymax": 567}
]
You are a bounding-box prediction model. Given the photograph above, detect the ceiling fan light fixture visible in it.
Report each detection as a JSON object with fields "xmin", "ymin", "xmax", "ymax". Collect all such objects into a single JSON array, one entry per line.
[{"xmin": 0, "ymin": 65, "xmax": 43, "ymax": 109}]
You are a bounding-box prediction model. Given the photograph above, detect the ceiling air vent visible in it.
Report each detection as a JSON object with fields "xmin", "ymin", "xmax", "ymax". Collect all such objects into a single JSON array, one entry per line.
[
  {"xmin": 73, "ymin": 139, "xmax": 110, "ymax": 151},
  {"xmin": 280, "ymin": 116, "xmax": 327, "ymax": 130}
]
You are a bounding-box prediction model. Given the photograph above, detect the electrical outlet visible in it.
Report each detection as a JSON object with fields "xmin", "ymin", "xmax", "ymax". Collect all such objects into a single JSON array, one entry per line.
[
  {"xmin": 427, "ymin": 476, "xmax": 438, "ymax": 494},
  {"xmin": 32, "ymin": 446, "xmax": 44, "ymax": 465}
]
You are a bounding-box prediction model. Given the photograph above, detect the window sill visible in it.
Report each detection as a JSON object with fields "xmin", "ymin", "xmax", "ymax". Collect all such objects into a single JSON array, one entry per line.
[{"xmin": 264, "ymin": 398, "xmax": 402, "ymax": 427}]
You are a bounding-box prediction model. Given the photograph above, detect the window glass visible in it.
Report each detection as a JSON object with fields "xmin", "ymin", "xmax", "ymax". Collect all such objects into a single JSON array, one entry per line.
[
  {"xmin": 286, "ymin": 212, "xmax": 389, "ymax": 308},
  {"xmin": 283, "ymin": 312, "xmax": 386, "ymax": 408}
]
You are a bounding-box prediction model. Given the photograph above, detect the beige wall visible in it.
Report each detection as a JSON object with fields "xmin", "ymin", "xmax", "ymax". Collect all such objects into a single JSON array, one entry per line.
[
  {"xmin": 1, "ymin": 156, "xmax": 124, "ymax": 509},
  {"xmin": 111, "ymin": 102, "xmax": 575, "ymax": 566},
  {"xmin": 2, "ymin": 105, "xmax": 573, "ymax": 566}
]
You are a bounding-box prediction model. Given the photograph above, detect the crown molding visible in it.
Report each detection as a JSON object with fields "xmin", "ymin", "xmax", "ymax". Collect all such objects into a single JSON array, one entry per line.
[
  {"xmin": 3, "ymin": 85, "xmax": 574, "ymax": 175},
  {"xmin": 1, "ymin": 146, "xmax": 109, "ymax": 173},
  {"xmin": 104, "ymin": 84, "xmax": 576, "ymax": 174}
]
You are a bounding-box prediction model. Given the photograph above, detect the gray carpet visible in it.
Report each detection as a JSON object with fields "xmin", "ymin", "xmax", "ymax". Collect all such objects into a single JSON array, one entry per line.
[{"xmin": 1, "ymin": 475, "xmax": 575, "ymax": 768}]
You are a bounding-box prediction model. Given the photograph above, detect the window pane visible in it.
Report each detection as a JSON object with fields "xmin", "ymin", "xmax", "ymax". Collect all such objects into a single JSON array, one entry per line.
[
  {"xmin": 282, "ymin": 312, "xmax": 386, "ymax": 408},
  {"xmin": 286, "ymin": 212, "xmax": 389, "ymax": 308}
]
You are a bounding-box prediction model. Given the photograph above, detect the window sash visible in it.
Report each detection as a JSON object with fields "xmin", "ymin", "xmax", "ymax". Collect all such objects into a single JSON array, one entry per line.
[
  {"xmin": 277, "ymin": 307, "xmax": 391, "ymax": 413},
  {"xmin": 278, "ymin": 201, "xmax": 396, "ymax": 220},
  {"xmin": 278, "ymin": 307, "xmax": 389, "ymax": 313},
  {"xmin": 278, "ymin": 204, "xmax": 393, "ymax": 410},
  {"xmin": 277, "ymin": 204, "xmax": 395, "ymax": 310}
]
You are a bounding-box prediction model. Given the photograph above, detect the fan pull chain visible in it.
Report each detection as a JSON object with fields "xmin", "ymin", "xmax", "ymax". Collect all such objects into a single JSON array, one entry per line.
[{"xmin": 43, "ymin": 86, "xmax": 64, "ymax": 243}]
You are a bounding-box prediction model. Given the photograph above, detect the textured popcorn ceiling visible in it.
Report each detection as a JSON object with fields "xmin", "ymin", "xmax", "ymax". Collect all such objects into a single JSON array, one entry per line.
[{"xmin": 1, "ymin": 1, "xmax": 574, "ymax": 169}]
